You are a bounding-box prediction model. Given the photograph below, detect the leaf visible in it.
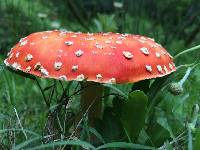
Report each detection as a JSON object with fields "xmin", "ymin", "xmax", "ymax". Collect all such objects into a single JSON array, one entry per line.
[
  {"xmin": 96, "ymin": 142, "xmax": 155, "ymax": 150},
  {"xmin": 156, "ymin": 117, "xmax": 175, "ymax": 139},
  {"xmin": 96, "ymin": 108, "xmax": 123, "ymax": 143},
  {"xmin": 137, "ymin": 129, "xmax": 151, "ymax": 144},
  {"xmin": 121, "ymin": 91, "xmax": 148, "ymax": 141},
  {"xmin": 103, "ymin": 83, "xmax": 128, "ymax": 98}
]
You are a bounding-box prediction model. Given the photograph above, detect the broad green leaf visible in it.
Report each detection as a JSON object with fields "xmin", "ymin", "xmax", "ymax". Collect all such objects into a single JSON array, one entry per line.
[
  {"xmin": 121, "ymin": 91, "xmax": 148, "ymax": 141},
  {"xmin": 96, "ymin": 108, "xmax": 123, "ymax": 142}
]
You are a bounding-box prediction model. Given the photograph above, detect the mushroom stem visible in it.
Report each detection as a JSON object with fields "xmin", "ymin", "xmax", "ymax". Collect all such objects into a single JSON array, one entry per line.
[
  {"xmin": 178, "ymin": 67, "xmax": 192, "ymax": 86},
  {"xmin": 81, "ymin": 81, "xmax": 103, "ymax": 126}
]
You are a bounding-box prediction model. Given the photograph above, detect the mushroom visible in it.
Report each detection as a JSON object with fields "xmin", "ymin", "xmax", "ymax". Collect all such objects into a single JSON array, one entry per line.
[{"xmin": 4, "ymin": 30, "xmax": 176, "ymax": 125}]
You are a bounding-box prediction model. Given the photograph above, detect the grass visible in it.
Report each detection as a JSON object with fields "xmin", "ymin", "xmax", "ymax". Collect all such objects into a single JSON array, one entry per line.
[{"xmin": 0, "ymin": 0, "xmax": 200, "ymax": 149}]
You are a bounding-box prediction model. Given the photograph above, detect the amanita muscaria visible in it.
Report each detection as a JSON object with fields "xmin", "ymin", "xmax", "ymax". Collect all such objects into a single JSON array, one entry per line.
[{"xmin": 4, "ymin": 30, "xmax": 176, "ymax": 124}]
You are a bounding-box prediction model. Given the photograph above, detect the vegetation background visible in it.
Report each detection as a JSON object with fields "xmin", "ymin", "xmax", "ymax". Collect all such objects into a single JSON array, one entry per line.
[{"xmin": 0, "ymin": 0, "xmax": 200, "ymax": 149}]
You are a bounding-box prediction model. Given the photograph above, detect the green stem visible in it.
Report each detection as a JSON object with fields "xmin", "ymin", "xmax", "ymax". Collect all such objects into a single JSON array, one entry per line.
[{"xmin": 174, "ymin": 45, "xmax": 200, "ymax": 60}]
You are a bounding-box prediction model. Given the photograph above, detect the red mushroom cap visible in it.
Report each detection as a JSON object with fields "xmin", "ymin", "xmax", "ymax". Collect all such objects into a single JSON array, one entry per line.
[{"xmin": 4, "ymin": 30, "xmax": 176, "ymax": 84}]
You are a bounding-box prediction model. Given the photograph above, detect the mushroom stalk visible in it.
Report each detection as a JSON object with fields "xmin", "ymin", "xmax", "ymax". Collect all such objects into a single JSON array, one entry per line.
[
  {"xmin": 178, "ymin": 67, "xmax": 192, "ymax": 86},
  {"xmin": 81, "ymin": 81, "xmax": 103, "ymax": 126}
]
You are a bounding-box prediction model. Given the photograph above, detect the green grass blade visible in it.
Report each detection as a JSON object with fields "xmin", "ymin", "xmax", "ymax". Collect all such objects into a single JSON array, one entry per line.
[
  {"xmin": 96, "ymin": 142, "xmax": 155, "ymax": 150},
  {"xmin": 13, "ymin": 137, "xmax": 40, "ymax": 150},
  {"xmin": 89, "ymin": 127, "xmax": 106, "ymax": 144},
  {"xmin": 0, "ymin": 128, "xmax": 39, "ymax": 137},
  {"xmin": 27, "ymin": 140, "xmax": 96, "ymax": 150}
]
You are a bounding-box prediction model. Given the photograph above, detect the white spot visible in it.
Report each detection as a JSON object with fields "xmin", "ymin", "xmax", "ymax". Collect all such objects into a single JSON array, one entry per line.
[
  {"xmin": 87, "ymin": 33, "xmax": 93, "ymax": 36},
  {"xmin": 108, "ymin": 37, "xmax": 113, "ymax": 40},
  {"xmin": 19, "ymin": 37, "xmax": 26, "ymax": 42},
  {"xmin": 65, "ymin": 41, "xmax": 73, "ymax": 46},
  {"xmin": 156, "ymin": 43, "xmax": 162, "ymax": 47},
  {"xmin": 138, "ymin": 39, "xmax": 145, "ymax": 43},
  {"xmin": 140, "ymin": 37, "xmax": 147, "ymax": 41},
  {"xmin": 25, "ymin": 66, "xmax": 31, "ymax": 72},
  {"xmin": 169, "ymin": 63, "xmax": 173, "ymax": 70},
  {"xmin": 164, "ymin": 65, "xmax": 168, "ymax": 73},
  {"xmin": 9, "ymin": 53, "xmax": 14, "ymax": 59},
  {"xmin": 4, "ymin": 59, "xmax": 9, "ymax": 66},
  {"xmin": 108, "ymin": 78, "xmax": 116, "ymax": 84},
  {"xmin": 71, "ymin": 35, "xmax": 77, "ymax": 38},
  {"xmin": 59, "ymin": 31, "xmax": 67, "ymax": 36},
  {"xmin": 85, "ymin": 37, "xmax": 96, "ymax": 41},
  {"xmin": 110, "ymin": 46, "xmax": 116, "ymax": 49},
  {"xmin": 54, "ymin": 62, "xmax": 62, "ymax": 71},
  {"xmin": 72, "ymin": 65, "xmax": 78, "ymax": 72},
  {"xmin": 7, "ymin": 51, "xmax": 11, "ymax": 57},
  {"xmin": 157, "ymin": 65, "xmax": 162, "ymax": 73},
  {"xmin": 161, "ymin": 49, "xmax": 167, "ymax": 55},
  {"xmin": 76, "ymin": 74, "xmax": 85, "ymax": 81},
  {"xmin": 59, "ymin": 75, "xmax": 67, "ymax": 81},
  {"xmin": 12, "ymin": 62, "xmax": 21, "ymax": 70},
  {"xmin": 30, "ymin": 42, "xmax": 35, "ymax": 45},
  {"xmin": 25, "ymin": 54, "xmax": 33, "ymax": 62},
  {"xmin": 123, "ymin": 51, "xmax": 133, "ymax": 59},
  {"xmin": 145, "ymin": 65, "xmax": 152, "ymax": 72},
  {"xmin": 57, "ymin": 49, "xmax": 63, "ymax": 53},
  {"xmin": 155, "ymin": 52, "xmax": 161, "ymax": 58},
  {"xmin": 121, "ymin": 33, "xmax": 129, "ymax": 37},
  {"xmin": 105, "ymin": 40, "xmax": 111, "ymax": 44},
  {"xmin": 117, "ymin": 36, "xmax": 126, "ymax": 40},
  {"xmin": 75, "ymin": 50, "xmax": 84, "ymax": 57},
  {"xmin": 116, "ymin": 40, "xmax": 122, "ymax": 44},
  {"xmin": 148, "ymin": 37, "xmax": 155, "ymax": 41},
  {"xmin": 168, "ymin": 53, "xmax": 173, "ymax": 59},
  {"xmin": 96, "ymin": 74, "xmax": 102, "ymax": 80},
  {"xmin": 140, "ymin": 47, "xmax": 149, "ymax": 55},
  {"xmin": 150, "ymin": 45, "xmax": 157, "ymax": 48},
  {"xmin": 16, "ymin": 52, "xmax": 20, "ymax": 58},
  {"xmin": 20, "ymin": 40, "xmax": 28, "ymax": 46},
  {"xmin": 95, "ymin": 43, "xmax": 103, "ymax": 49},
  {"xmin": 42, "ymin": 36, "xmax": 48, "ymax": 39},
  {"xmin": 40, "ymin": 68, "xmax": 49, "ymax": 76},
  {"xmin": 45, "ymin": 30, "xmax": 53, "ymax": 33},
  {"xmin": 103, "ymin": 33, "xmax": 109, "ymax": 36},
  {"xmin": 34, "ymin": 62, "xmax": 42, "ymax": 70}
]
